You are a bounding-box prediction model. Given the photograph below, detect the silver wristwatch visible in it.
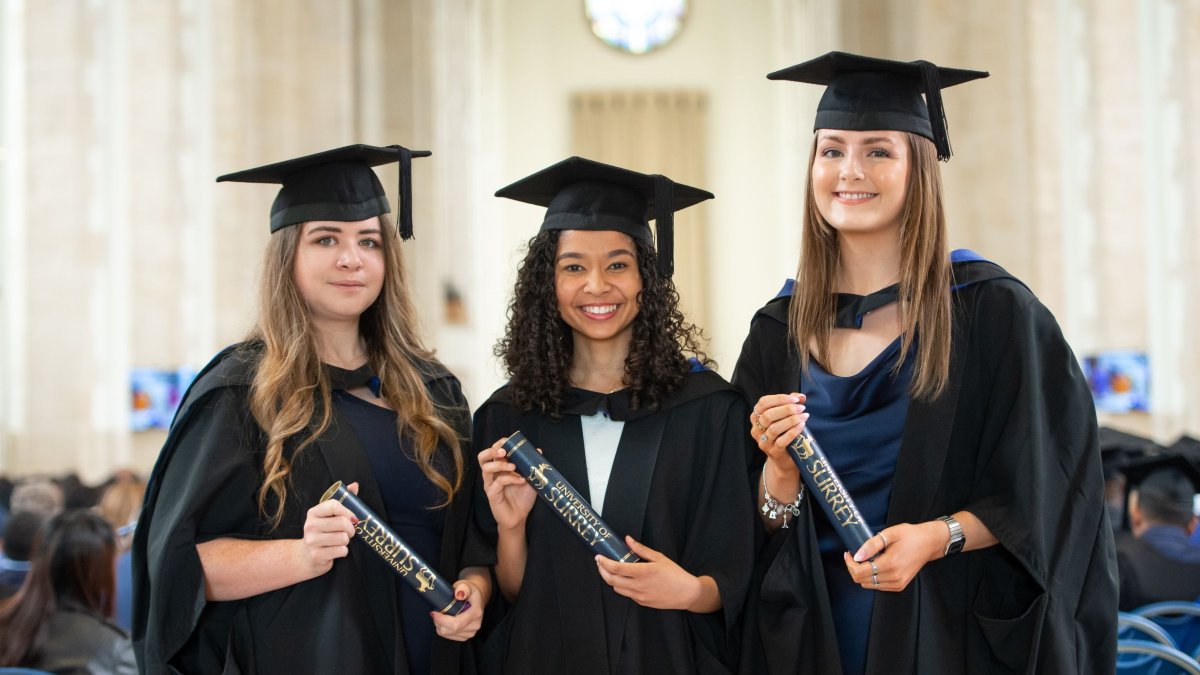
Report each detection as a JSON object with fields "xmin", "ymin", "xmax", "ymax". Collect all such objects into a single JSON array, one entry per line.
[{"xmin": 938, "ymin": 515, "xmax": 965, "ymax": 557}]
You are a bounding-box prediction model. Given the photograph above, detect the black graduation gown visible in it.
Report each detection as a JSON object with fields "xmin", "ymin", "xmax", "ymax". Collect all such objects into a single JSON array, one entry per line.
[
  {"xmin": 131, "ymin": 343, "xmax": 483, "ymax": 675},
  {"xmin": 471, "ymin": 369, "xmax": 754, "ymax": 675},
  {"xmin": 734, "ymin": 258, "xmax": 1118, "ymax": 675}
]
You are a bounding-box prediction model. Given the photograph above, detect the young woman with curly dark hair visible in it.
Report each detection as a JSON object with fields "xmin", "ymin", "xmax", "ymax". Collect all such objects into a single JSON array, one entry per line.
[
  {"xmin": 472, "ymin": 157, "xmax": 754, "ymax": 675},
  {"xmin": 497, "ymin": 228, "xmax": 706, "ymax": 418}
]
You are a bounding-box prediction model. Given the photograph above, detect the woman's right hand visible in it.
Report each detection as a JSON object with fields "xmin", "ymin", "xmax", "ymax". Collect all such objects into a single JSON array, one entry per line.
[
  {"xmin": 751, "ymin": 393, "xmax": 809, "ymax": 473},
  {"xmin": 477, "ymin": 438, "xmax": 537, "ymax": 532},
  {"xmin": 300, "ymin": 481, "xmax": 360, "ymax": 577}
]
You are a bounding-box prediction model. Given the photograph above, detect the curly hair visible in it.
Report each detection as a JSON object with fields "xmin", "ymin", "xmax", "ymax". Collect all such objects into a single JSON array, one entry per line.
[{"xmin": 497, "ymin": 229, "xmax": 711, "ymax": 417}]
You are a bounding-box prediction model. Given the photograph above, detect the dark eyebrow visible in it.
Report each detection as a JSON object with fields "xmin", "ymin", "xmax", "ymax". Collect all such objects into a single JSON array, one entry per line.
[
  {"xmin": 306, "ymin": 225, "xmax": 381, "ymax": 236},
  {"xmin": 817, "ymin": 133, "xmax": 897, "ymax": 146},
  {"xmin": 307, "ymin": 225, "xmax": 343, "ymax": 234},
  {"xmin": 557, "ymin": 248, "xmax": 636, "ymax": 261}
]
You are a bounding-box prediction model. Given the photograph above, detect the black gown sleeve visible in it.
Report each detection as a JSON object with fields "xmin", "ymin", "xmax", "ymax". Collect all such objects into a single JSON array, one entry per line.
[
  {"xmin": 953, "ymin": 283, "xmax": 1117, "ymax": 673},
  {"xmin": 132, "ymin": 385, "xmax": 264, "ymax": 673},
  {"xmin": 731, "ymin": 309, "xmax": 843, "ymax": 675},
  {"xmin": 676, "ymin": 392, "xmax": 756, "ymax": 660}
]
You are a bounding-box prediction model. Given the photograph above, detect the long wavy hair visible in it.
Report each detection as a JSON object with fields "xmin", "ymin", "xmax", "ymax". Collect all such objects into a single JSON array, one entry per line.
[
  {"xmin": 497, "ymin": 229, "xmax": 710, "ymax": 417},
  {"xmin": 0, "ymin": 510, "xmax": 118, "ymax": 666},
  {"xmin": 789, "ymin": 131, "xmax": 951, "ymax": 401},
  {"xmin": 246, "ymin": 214, "xmax": 464, "ymax": 530}
]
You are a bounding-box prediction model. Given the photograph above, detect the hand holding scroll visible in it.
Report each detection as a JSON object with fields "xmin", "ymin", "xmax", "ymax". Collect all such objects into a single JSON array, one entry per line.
[
  {"xmin": 302, "ymin": 481, "xmax": 360, "ymax": 576},
  {"xmin": 478, "ymin": 438, "xmax": 537, "ymax": 532},
  {"xmin": 594, "ymin": 536, "xmax": 720, "ymax": 613},
  {"xmin": 751, "ymin": 392, "xmax": 809, "ymax": 471},
  {"xmin": 431, "ymin": 578, "xmax": 485, "ymax": 641},
  {"xmin": 843, "ymin": 522, "xmax": 942, "ymax": 592}
]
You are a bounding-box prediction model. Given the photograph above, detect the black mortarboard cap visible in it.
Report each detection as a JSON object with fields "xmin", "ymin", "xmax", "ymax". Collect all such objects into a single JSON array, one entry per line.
[
  {"xmin": 1099, "ymin": 426, "xmax": 1162, "ymax": 478},
  {"xmin": 1168, "ymin": 435, "xmax": 1200, "ymax": 463},
  {"xmin": 1120, "ymin": 453, "xmax": 1200, "ymax": 523},
  {"xmin": 767, "ymin": 51, "xmax": 989, "ymax": 161},
  {"xmin": 1122, "ymin": 454, "xmax": 1200, "ymax": 492},
  {"xmin": 494, "ymin": 156, "xmax": 713, "ymax": 277},
  {"xmin": 216, "ymin": 144, "xmax": 431, "ymax": 238}
]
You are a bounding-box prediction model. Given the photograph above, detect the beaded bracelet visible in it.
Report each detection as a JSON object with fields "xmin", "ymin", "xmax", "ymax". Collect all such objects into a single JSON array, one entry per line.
[{"xmin": 761, "ymin": 464, "xmax": 805, "ymax": 528}]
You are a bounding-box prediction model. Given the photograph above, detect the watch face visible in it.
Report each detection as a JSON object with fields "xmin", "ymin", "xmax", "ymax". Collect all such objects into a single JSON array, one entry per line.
[{"xmin": 584, "ymin": 0, "xmax": 688, "ymax": 55}]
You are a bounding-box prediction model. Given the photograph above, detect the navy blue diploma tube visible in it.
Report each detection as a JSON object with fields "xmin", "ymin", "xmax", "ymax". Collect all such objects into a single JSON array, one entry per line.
[
  {"xmin": 785, "ymin": 428, "xmax": 875, "ymax": 554},
  {"xmin": 502, "ymin": 431, "xmax": 640, "ymax": 563},
  {"xmin": 320, "ymin": 481, "xmax": 469, "ymax": 615}
]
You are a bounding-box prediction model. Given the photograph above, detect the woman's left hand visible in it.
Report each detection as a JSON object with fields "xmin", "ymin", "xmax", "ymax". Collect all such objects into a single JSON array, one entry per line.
[
  {"xmin": 595, "ymin": 536, "xmax": 705, "ymax": 611},
  {"xmin": 843, "ymin": 522, "xmax": 945, "ymax": 592},
  {"xmin": 430, "ymin": 579, "xmax": 484, "ymax": 642}
]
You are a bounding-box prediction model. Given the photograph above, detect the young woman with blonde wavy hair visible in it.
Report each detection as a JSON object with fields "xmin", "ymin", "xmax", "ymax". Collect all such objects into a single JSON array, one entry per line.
[
  {"xmin": 132, "ymin": 145, "xmax": 489, "ymax": 675},
  {"xmin": 735, "ymin": 54, "xmax": 1116, "ymax": 674}
]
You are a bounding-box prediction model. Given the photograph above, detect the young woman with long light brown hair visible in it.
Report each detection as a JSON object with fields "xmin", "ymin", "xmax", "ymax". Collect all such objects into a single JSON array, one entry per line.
[
  {"xmin": 132, "ymin": 145, "xmax": 489, "ymax": 675},
  {"xmin": 735, "ymin": 53, "xmax": 1117, "ymax": 674}
]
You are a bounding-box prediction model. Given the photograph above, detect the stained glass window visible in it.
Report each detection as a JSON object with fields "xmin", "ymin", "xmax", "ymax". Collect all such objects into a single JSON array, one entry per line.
[{"xmin": 585, "ymin": 0, "xmax": 687, "ymax": 56}]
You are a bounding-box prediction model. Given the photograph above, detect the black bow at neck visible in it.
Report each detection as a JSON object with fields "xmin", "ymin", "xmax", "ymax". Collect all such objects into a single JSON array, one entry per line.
[
  {"xmin": 325, "ymin": 363, "xmax": 381, "ymax": 398},
  {"xmin": 834, "ymin": 283, "xmax": 900, "ymax": 329}
]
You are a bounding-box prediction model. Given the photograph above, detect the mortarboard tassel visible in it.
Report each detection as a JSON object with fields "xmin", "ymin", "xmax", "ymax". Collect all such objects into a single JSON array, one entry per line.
[
  {"xmin": 393, "ymin": 145, "xmax": 415, "ymax": 239},
  {"xmin": 653, "ymin": 175, "xmax": 674, "ymax": 278},
  {"xmin": 918, "ymin": 61, "xmax": 952, "ymax": 162}
]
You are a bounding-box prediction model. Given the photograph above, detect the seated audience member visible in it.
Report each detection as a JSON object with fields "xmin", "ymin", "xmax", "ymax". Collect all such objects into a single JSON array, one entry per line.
[
  {"xmin": 97, "ymin": 474, "xmax": 146, "ymax": 631},
  {"xmin": 1099, "ymin": 427, "xmax": 1159, "ymax": 531},
  {"xmin": 0, "ymin": 478, "xmax": 12, "ymax": 548},
  {"xmin": 61, "ymin": 473, "xmax": 113, "ymax": 510},
  {"xmin": 0, "ymin": 476, "xmax": 13, "ymax": 508},
  {"xmin": 0, "ymin": 509, "xmax": 135, "ymax": 674},
  {"xmin": 1116, "ymin": 454, "xmax": 1200, "ymax": 610},
  {"xmin": 0, "ymin": 511, "xmax": 45, "ymax": 598},
  {"xmin": 11, "ymin": 477, "xmax": 65, "ymax": 519},
  {"xmin": 1167, "ymin": 436, "xmax": 1200, "ymax": 547}
]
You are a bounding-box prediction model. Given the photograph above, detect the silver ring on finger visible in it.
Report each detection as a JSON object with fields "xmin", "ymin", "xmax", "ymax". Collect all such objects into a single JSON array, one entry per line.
[
  {"xmin": 872, "ymin": 573, "xmax": 879, "ymax": 588},
  {"xmin": 759, "ymin": 433, "xmax": 769, "ymax": 444},
  {"xmin": 878, "ymin": 532, "xmax": 889, "ymax": 548}
]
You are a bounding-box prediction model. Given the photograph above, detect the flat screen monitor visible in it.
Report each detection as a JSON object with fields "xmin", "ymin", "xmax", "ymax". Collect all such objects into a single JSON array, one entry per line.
[{"xmin": 1084, "ymin": 350, "xmax": 1149, "ymax": 413}]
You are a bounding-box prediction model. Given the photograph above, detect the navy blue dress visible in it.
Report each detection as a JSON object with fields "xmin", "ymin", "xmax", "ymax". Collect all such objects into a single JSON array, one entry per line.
[
  {"xmin": 333, "ymin": 390, "xmax": 447, "ymax": 675},
  {"xmin": 803, "ymin": 337, "xmax": 912, "ymax": 675}
]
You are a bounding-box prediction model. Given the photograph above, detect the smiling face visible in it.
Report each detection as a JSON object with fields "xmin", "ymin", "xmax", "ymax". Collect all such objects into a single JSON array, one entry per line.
[
  {"xmin": 811, "ymin": 129, "xmax": 911, "ymax": 237},
  {"xmin": 554, "ymin": 229, "xmax": 643, "ymax": 349},
  {"xmin": 292, "ymin": 217, "xmax": 385, "ymax": 327}
]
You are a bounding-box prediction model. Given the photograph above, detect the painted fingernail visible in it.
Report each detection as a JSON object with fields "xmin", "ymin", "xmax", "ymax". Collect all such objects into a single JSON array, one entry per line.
[
  {"xmin": 350, "ymin": 516, "xmax": 360, "ymax": 525},
  {"xmin": 456, "ymin": 589, "xmax": 467, "ymax": 600}
]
